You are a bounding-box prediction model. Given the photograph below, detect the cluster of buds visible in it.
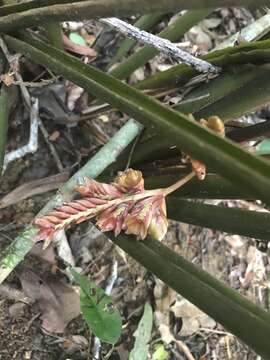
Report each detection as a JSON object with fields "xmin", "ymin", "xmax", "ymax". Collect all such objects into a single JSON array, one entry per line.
[
  {"xmin": 34, "ymin": 115, "xmax": 225, "ymax": 245},
  {"xmin": 34, "ymin": 169, "xmax": 174, "ymax": 243}
]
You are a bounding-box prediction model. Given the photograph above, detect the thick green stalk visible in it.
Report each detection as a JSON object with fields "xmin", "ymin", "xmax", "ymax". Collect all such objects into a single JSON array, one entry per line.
[
  {"xmin": 108, "ymin": 13, "xmax": 167, "ymax": 68},
  {"xmin": 0, "ymin": 119, "xmax": 142, "ymax": 284},
  {"xmin": 113, "ymin": 234, "xmax": 270, "ymax": 358},
  {"xmin": 109, "ymin": 9, "xmax": 212, "ymax": 80},
  {"xmin": 0, "ymin": 85, "xmax": 9, "ymax": 174},
  {"xmin": 167, "ymin": 198, "xmax": 270, "ymax": 241},
  {"xmin": 6, "ymin": 33, "xmax": 270, "ymax": 205}
]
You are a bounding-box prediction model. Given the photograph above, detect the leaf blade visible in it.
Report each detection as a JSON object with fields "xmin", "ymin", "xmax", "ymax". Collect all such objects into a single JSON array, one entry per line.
[{"xmin": 71, "ymin": 269, "xmax": 122, "ymax": 344}]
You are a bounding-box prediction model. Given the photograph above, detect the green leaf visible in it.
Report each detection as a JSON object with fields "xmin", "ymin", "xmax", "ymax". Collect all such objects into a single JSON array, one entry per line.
[
  {"xmin": 71, "ymin": 269, "xmax": 122, "ymax": 344},
  {"xmin": 256, "ymin": 139, "xmax": 270, "ymax": 155},
  {"xmin": 152, "ymin": 344, "xmax": 169, "ymax": 360},
  {"xmin": 174, "ymin": 65, "xmax": 266, "ymax": 118},
  {"xmin": 69, "ymin": 32, "xmax": 87, "ymax": 46},
  {"xmin": 137, "ymin": 39, "xmax": 270, "ymax": 90},
  {"xmin": 167, "ymin": 198, "xmax": 270, "ymax": 241},
  {"xmin": 129, "ymin": 302, "xmax": 153, "ymax": 360},
  {"xmin": 112, "ymin": 234, "xmax": 270, "ymax": 358},
  {"xmin": 195, "ymin": 67, "xmax": 270, "ymax": 122},
  {"xmin": 6, "ymin": 33, "xmax": 270, "ymax": 205}
]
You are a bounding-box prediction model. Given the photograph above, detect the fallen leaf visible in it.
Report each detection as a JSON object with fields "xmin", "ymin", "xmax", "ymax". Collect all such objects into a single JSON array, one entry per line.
[
  {"xmin": 18, "ymin": 266, "xmax": 80, "ymax": 333},
  {"xmin": 0, "ymin": 172, "xmax": 69, "ymax": 209},
  {"xmin": 62, "ymin": 33, "xmax": 97, "ymax": 57},
  {"xmin": 171, "ymin": 298, "xmax": 216, "ymax": 336}
]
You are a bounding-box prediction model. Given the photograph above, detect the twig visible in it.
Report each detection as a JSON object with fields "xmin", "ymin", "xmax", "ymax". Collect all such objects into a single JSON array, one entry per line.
[
  {"xmin": 0, "ymin": 36, "xmax": 31, "ymax": 109},
  {"xmin": 0, "ymin": 35, "xmax": 40, "ymax": 173},
  {"xmin": 3, "ymin": 98, "xmax": 39, "ymax": 171},
  {"xmin": 92, "ymin": 260, "xmax": 118, "ymax": 360},
  {"xmin": 100, "ymin": 18, "xmax": 220, "ymax": 74},
  {"xmin": 38, "ymin": 118, "xmax": 64, "ymax": 172},
  {"xmin": 0, "ymin": 119, "xmax": 143, "ymax": 284},
  {"xmin": 175, "ymin": 339, "xmax": 195, "ymax": 360}
]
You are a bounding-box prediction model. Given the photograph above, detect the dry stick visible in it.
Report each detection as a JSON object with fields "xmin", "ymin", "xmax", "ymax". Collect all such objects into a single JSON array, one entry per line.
[
  {"xmin": 3, "ymin": 98, "xmax": 39, "ymax": 171},
  {"xmin": 100, "ymin": 18, "xmax": 220, "ymax": 74},
  {"xmin": 0, "ymin": 119, "xmax": 143, "ymax": 284},
  {"xmin": 0, "ymin": 36, "xmax": 40, "ymax": 172}
]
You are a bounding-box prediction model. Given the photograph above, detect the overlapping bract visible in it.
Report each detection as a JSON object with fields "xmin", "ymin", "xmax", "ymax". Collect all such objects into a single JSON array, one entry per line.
[{"xmin": 34, "ymin": 169, "xmax": 168, "ymax": 242}]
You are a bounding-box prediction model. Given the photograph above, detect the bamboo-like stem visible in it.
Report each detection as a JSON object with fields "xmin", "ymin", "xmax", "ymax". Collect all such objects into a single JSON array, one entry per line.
[
  {"xmin": 0, "ymin": 119, "xmax": 142, "ymax": 285},
  {"xmin": 102, "ymin": 17, "xmax": 219, "ymax": 74}
]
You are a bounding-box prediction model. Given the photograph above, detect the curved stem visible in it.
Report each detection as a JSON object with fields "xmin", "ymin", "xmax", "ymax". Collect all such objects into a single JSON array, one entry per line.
[{"xmin": 162, "ymin": 171, "xmax": 195, "ymax": 195}]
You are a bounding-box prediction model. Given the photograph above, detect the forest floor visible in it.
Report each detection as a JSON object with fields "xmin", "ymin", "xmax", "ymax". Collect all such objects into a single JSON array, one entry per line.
[{"xmin": 0, "ymin": 7, "xmax": 268, "ymax": 360}]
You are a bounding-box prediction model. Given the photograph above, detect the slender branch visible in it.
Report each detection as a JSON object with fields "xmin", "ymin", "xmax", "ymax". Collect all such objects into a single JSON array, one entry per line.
[
  {"xmin": 101, "ymin": 17, "xmax": 220, "ymax": 74},
  {"xmin": 3, "ymin": 98, "xmax": 39, "ymax": 171},
  {"xmin": 0, "ymin": 119, "xmax": 142, "ymax": 284}
]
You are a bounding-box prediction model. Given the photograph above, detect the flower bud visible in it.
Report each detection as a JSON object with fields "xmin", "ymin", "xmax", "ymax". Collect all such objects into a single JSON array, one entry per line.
[
  {"xmin": 115, "ymin": 168, "xmax": 144, "ymax": 191},
  {"xmin": 148, "ymin": 197, "xmax": 168, "ymax": 241}
]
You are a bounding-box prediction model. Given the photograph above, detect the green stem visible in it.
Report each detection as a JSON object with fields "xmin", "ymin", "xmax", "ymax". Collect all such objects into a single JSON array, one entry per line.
[
  {"xmin": 163, "ymin": 171, "xmax": 195, "ymax": 195},
  {"xmin": 0, "ymin": 119, "xmax": 142, "ymax": 284}
]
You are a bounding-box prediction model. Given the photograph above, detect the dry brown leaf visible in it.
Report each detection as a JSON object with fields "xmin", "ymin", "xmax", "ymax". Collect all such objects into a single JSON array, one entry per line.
[
  {"xmin": 171, "ymin": 298, "xmax": 216, "ymax": 336},
  {"xmin": 0, "ymin": 172, "xmax": 69, "ymax": 209},
  {"xmin": 18, "ymin": 266, "xmax": 80, "ymax": 333}
]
